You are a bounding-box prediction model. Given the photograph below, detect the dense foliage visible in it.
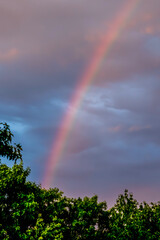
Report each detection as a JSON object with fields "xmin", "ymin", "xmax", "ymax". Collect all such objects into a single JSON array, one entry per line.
[{"xmin": 0, "ymin": 123, "xmax": 160, "ymax": 239}]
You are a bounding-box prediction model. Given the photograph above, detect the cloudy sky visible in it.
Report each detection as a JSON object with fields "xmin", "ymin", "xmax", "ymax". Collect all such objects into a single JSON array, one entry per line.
[{"xmin": 1, "ymin": 0, "xmax": 160, "ymax": 207}]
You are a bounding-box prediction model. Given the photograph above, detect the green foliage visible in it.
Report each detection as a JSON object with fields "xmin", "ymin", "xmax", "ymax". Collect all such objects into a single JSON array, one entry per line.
[
  {"xmin": 1, "ymin": 123, "xmax": 160, "ymax": 239},
  {"xmin": 24, "ymin": 215, "xmax": 64, "ymax": 240},
  {"xmin": 64, "ymin": 196, "xmax": 108, "ymax": 240}
]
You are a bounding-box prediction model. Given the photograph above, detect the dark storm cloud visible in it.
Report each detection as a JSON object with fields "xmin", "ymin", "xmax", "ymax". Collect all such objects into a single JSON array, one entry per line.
[{"xmin": 1, "ymin": 0, "xmax": 160, "ymax": 206}]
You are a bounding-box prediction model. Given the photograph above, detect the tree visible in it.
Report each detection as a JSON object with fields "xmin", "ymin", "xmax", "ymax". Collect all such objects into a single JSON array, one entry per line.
[
  {"xmin": 108, "ymin": 189, "xmax": 139, "ymax": 239},
  {"xmin": 0, "ymin": 122, "xmax": 22, "ymax": 164},
  {"xmin": 64, "ymin": 196, "xmax": 109, "ymax": 240},
  {"xmin": 1, "ymin": 122, "xmax": 160, "ymax": 239}
]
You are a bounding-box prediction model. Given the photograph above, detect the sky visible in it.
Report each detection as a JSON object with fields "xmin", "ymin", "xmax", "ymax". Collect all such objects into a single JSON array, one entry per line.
[{"xmin": 1, "ymin": 0, "xmax": 160, "ymax": 207}]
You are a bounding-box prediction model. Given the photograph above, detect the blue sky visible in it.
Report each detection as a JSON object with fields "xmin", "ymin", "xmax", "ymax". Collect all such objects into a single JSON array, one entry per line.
[{"xmin": 1, "ymin": 0, "xmax": 160, "ymax": 207}]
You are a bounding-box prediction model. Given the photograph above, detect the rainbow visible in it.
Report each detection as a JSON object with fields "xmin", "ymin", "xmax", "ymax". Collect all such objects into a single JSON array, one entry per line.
[{"xmin": 42, "ymin": 0, "xmax": 139, "ymax": 189}]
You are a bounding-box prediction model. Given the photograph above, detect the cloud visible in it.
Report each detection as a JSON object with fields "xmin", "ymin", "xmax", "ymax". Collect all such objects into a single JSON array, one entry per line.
[
  {"xmin": 128, "ymin": 125, "xmax": 151, "ymax": 132},
  {"xmin": 1, "ymin": 0, "xmax": 160, "ymax": 205},
  {"xmin": 108, "ymin": 125, "xmax": 123, "ymax": 133},
  {"xmin": 0, "ymin": 48, "xmax": 18, "ymax": 62}
]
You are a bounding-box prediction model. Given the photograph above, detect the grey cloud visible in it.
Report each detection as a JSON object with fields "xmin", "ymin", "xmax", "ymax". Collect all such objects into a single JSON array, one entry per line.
[{"xmin": 1, "ymin": 0, "xmax": 160, "ymax": 206}]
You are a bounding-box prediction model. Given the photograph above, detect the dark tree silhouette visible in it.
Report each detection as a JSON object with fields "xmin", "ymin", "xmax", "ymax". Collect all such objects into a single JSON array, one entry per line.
[{"xmin": 0, "ymin": 122, "xmax": 22, "ymax": 164}]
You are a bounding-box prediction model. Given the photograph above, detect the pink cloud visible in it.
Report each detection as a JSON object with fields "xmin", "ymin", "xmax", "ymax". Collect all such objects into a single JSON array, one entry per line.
[
  {"xmin": 0, "ymin": 48, "xmax": 18, "ymax": 62},
  {"xmin": 128, "ymin": 125, "xmax": 151, "ymax": 132},
  {"xmin": 108, "ymin": 125, "xmax": 122, "ymax": 133}
]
